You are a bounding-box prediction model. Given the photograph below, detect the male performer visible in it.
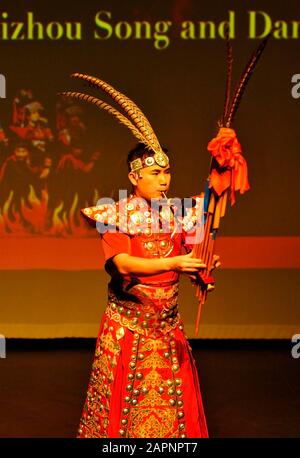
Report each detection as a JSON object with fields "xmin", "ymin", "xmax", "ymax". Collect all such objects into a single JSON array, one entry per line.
[
  {"xmin": 63, "ymin": 28, "xmax": 269, "ymax": 437},
  {"xmin": 78, "ymin": 142, "xmax": 220, "ymax": 438}
]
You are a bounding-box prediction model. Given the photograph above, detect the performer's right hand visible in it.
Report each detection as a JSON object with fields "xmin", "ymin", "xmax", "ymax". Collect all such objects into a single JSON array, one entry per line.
[{"xmin": 168, "ymin": 251, "xmax": 206, "ymax": 273}]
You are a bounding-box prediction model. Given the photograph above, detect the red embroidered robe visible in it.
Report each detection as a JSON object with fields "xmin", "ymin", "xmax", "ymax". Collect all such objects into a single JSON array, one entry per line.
[{"xmin": 77, "ymin": 194, "xmax": 209, "ymax": 438}]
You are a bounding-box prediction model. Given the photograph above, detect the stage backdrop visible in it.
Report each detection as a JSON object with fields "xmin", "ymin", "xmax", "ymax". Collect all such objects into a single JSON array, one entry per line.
[{"xmin": 0, "ymin": 0, "xmax": 299, "ymax": 338}]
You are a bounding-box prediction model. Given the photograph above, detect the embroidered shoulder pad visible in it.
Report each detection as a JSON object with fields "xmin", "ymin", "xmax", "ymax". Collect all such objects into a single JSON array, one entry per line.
[{"xmin": 81, "ymin": 193, "xmax": 204, "ymax": 234}]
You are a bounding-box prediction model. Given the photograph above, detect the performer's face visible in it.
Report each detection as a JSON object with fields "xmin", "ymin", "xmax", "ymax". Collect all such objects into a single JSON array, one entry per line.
[
  {"xmin": 29, "ymin": 111, "xmax": 40, "ymax": 122},
  {"xmin": 129, "ymin": 164, "xmax": 171, "ymax": 201},
  {"xmin": 13, "ymin": 146, "xmax": 29, "ymax": 161}
]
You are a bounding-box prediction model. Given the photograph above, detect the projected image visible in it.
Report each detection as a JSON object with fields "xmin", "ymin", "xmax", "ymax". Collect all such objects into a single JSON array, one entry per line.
[{"xmin": 0, "ymin": 90, "xmax": 105, "ymax": 237}]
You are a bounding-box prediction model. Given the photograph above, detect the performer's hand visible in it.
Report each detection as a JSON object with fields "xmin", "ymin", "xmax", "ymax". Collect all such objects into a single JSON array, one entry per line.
[
  {"xmin": 168, "ymin": 251, "xmax": 207, "ymax": 274},
  {"xmin": 187, "ymin": 254, "xmax": 221, "ymax": 286}
]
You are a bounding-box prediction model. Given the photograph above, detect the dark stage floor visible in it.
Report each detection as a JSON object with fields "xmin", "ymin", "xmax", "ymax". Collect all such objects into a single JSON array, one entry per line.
[{"xmin": 0, "ymin": 339, "xmax": 299, "ymax": 438}]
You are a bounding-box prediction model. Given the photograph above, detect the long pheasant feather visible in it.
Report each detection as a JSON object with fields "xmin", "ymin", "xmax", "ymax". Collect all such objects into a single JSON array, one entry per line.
[
  {"xmin": 226, "ymin": 32, "xmax": 272, "ymax": 127},
  {"xmin": 59, "ymin": 91, "xmax": 148, "ymax": 146},
  {"xmin": 222, "ymin": 24, "xmax": 233, "ymax": 125},
  {"xmin": 71, "ymin": 73, "xmax": 162, "ymax": 153}
]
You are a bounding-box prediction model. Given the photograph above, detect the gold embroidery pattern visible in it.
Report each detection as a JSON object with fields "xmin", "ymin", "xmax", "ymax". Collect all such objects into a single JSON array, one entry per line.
[
  {"xmin": 119, "ymin": 333, "xmax": 186, "ymax": 438},
  {"xmin": 99, "ymin": 330, "xmax": 121, "ymax": 354},
  {"xmin": 78, "ymin": 280, "xmax": 190, "ymax": 439},
  {"xmin": 106, "ymin": 281, "xmax": 182, "ymax": 338},
  {"xmin": 138, "ymin": 351, "xmax": 169, "ymax": 370},
  {"xmin": 129, "ymin": 408, "xmax": 177, "ymax": 438},
  {"xmin": 138, "ymin": 387, "xmax": 167, "ymax": 407},
  {"xmin": 140, "ymin": 369, "xmax": 164, "ymax": 391},
  {"xmin": 77, "ymin": 321, "xmax": 122, "ymax": 438}
]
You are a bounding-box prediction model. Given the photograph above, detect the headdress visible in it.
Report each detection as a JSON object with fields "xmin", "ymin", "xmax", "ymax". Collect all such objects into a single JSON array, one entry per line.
[
  {"xmin": 129, "ymin": 150, "xmax": 169, "ymax": 172},
  {"xmin": 25, "ymin": 101, "xmax": 44, "ymax": 113},
  {"xmin": 58, "ymin": 73, "xmax": 169, "ymax": 172}
]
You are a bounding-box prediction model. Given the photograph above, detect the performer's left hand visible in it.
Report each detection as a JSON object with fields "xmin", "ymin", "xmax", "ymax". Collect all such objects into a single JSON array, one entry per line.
[{"xmin": 188, "ymin": 254, "xmax": 221, "ymax": 285}]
